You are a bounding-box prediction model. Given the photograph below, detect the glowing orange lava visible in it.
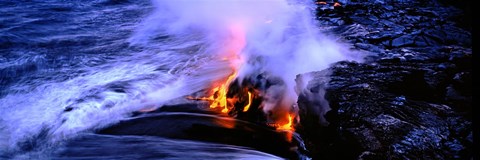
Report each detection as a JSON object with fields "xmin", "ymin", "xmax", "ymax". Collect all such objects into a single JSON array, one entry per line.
[
  {"xmin": 187, "ymin": 23, "xmax": 245, "ymax": 113},
  {"xmin": 138, "ymin": 107, "xmax": 157, "ymax": 113},
  {"xmin": 186, "ymin": 70, "xmax": 238, "ymax": 113},
  {"xmin": 276, "ymin": 114, "xmax": 294, "ymax": 131},
  {"xmin": 334, "ymin": 2, "xmax": 341, "ymax": 7},
  {"xmin": 185, "ymin": 22, "xmax": 297, "ymax": 132},
  {"xmin": 242, "ymin": 91, "xmax": 253, "ymax": 112},
  {"xmin": 210, "ymin": 72, "xmax": 237, "ymax": 113}
]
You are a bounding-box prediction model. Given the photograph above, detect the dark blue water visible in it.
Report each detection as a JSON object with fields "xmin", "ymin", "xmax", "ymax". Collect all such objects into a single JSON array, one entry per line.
[{"xmin": 0, "ymin": 0, "xmax": 150, "ymax": 94}]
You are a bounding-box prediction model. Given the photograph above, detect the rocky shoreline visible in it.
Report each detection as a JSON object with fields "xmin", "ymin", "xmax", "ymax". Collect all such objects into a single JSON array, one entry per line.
[{"xmin": 294, "ymin": 0, "xmax": 472, "ymax": 159}]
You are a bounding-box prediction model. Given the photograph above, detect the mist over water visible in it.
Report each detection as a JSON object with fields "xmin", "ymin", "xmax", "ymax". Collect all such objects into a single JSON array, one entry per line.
[
  {"xmin": 141, "ymin": 0, "xmax": 358, "ymax": 113},
  {"xmin": 0, "ymin": 0, "xmax": 359, "ymax": 158}
]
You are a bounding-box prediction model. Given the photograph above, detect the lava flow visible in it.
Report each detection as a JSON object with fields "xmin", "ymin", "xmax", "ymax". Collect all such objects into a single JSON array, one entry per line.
[
  {"xmin": 242, "ymin": 91, "xmax": 252, "ymax": 112},
  {"xmin": 191, "ymin": 76, "xmax": 295, "ymax": 132},
  {"xmin": 187, "ymin": 23, "xmax": 246, "ymax": 113},
  {"xmin": 186, "ymin": 23, "xmax": 296, "ymax": 132},
  {"xmin": 189, "ymin": 71, "xmax": 238, "ymax": 113},
  {"xmin": 276, "ymin": 114, "xmax": 294, "ymax": 131}
]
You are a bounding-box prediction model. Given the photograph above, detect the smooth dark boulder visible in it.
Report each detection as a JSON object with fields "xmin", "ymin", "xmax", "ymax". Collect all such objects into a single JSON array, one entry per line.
[{"xmin": 98, "ymin": 108, "xmax": 306, "ymax": 159}]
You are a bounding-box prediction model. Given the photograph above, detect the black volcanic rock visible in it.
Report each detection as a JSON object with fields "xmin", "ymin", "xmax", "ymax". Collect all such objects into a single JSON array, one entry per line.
[
  {"xmin": 316, "ymin": 0, "xmax": 471, "ymax": 50},
  {"xmin": 98, "ymin": 111, "xmax": 305, "ymax": 159},
  {"xmin": 298, "ymin": 1, "xmax": 473, "ymax": 153},
  {"xmin": 296, "ymin": 57, "xmax": 471, "ymax": 159},
  {"xmin": 307, "ymin": 3, "xmax": 471, "ymax": 158}
]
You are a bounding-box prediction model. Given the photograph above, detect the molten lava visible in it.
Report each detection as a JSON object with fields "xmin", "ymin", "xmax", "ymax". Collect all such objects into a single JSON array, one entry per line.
[
  {"xmin": 276, "ymin": 114, "xmax": 294, "ymax": 131},
  {"xmin": 242, "ymin": 91, "xmax": 253, "ymax": 112},
  {"xmin": 186, "ymin": 70, "xmax": 238, "ymax": 113},
  {"xmin": 190, "ymin": 72, "xmax": 297, "ymax": 131},
  {"xmin": 186, "ymin": 22, "xmax": 297, "ymax": 132},
  {"xmin": 333, "ymin": 2, "xmax": 341, "ymax": 7},
  {"xmin": 208, "ymin": 72, "xmax": 237, "ymax": 113},
  {"xmin": 187, "ymin": 23, "xmax": 245, "ymax": 113}
]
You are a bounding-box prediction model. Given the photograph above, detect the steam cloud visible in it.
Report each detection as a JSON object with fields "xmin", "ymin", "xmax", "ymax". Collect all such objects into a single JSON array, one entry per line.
[{"xmin": 137, "ymin": 0, "xmax": 359, "ymax": 115}]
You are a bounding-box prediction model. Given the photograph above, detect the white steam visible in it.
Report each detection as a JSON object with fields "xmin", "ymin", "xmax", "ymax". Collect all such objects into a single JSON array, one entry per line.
[{"xmin": 145, "ymin": 0, "xmax": 358, "ymax": 112}]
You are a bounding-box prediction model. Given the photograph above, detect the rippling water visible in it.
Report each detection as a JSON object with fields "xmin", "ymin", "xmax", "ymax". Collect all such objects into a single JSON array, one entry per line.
[
  {"xmin": 50, "ymin": 134, "xmax": 282, "ymax": 160},
  {"xmin": 0, "ymin": 0, "xmax": 245, "ymax": 159}
]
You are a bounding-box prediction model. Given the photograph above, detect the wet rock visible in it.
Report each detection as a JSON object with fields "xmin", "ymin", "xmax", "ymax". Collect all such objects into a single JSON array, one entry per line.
[
  {"xmin": 442, "ymin": 25, "xmax": 471, "ymax": 46},
  {"xmin": 391, "ymin": 34, "xmax": 415, "ymax": 47},
  {"xmin": 99, "ymin": 110, "xmax": 304, "ymax": 159},
  {"xmin": 414, "ymin": 35, "xmax": 439, "ymax": 47},
  {"xmin": 317, "ymin": 0, "xmax": 471, "ymax": 53},
  {"xmin": 330, "ymin": 17, "xmax": 345, "ymax": 26},
  {"xmin": 365, "ymin": 31, "xmax": 398, "ymax": 43},
  {"xmin": 354, "ymin": 43, "xmax": 382, "ymax": 53},
  {"xmin": 296, "ymin": 60, "xmax": 471, "ymax": 159},
  {"xmin": 443, "ymin": 66, "xmax": 471, "ymax": 115},
  {"xmin": 308, "ymin": 0, "xmax": 472, "ymax": 159}
]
